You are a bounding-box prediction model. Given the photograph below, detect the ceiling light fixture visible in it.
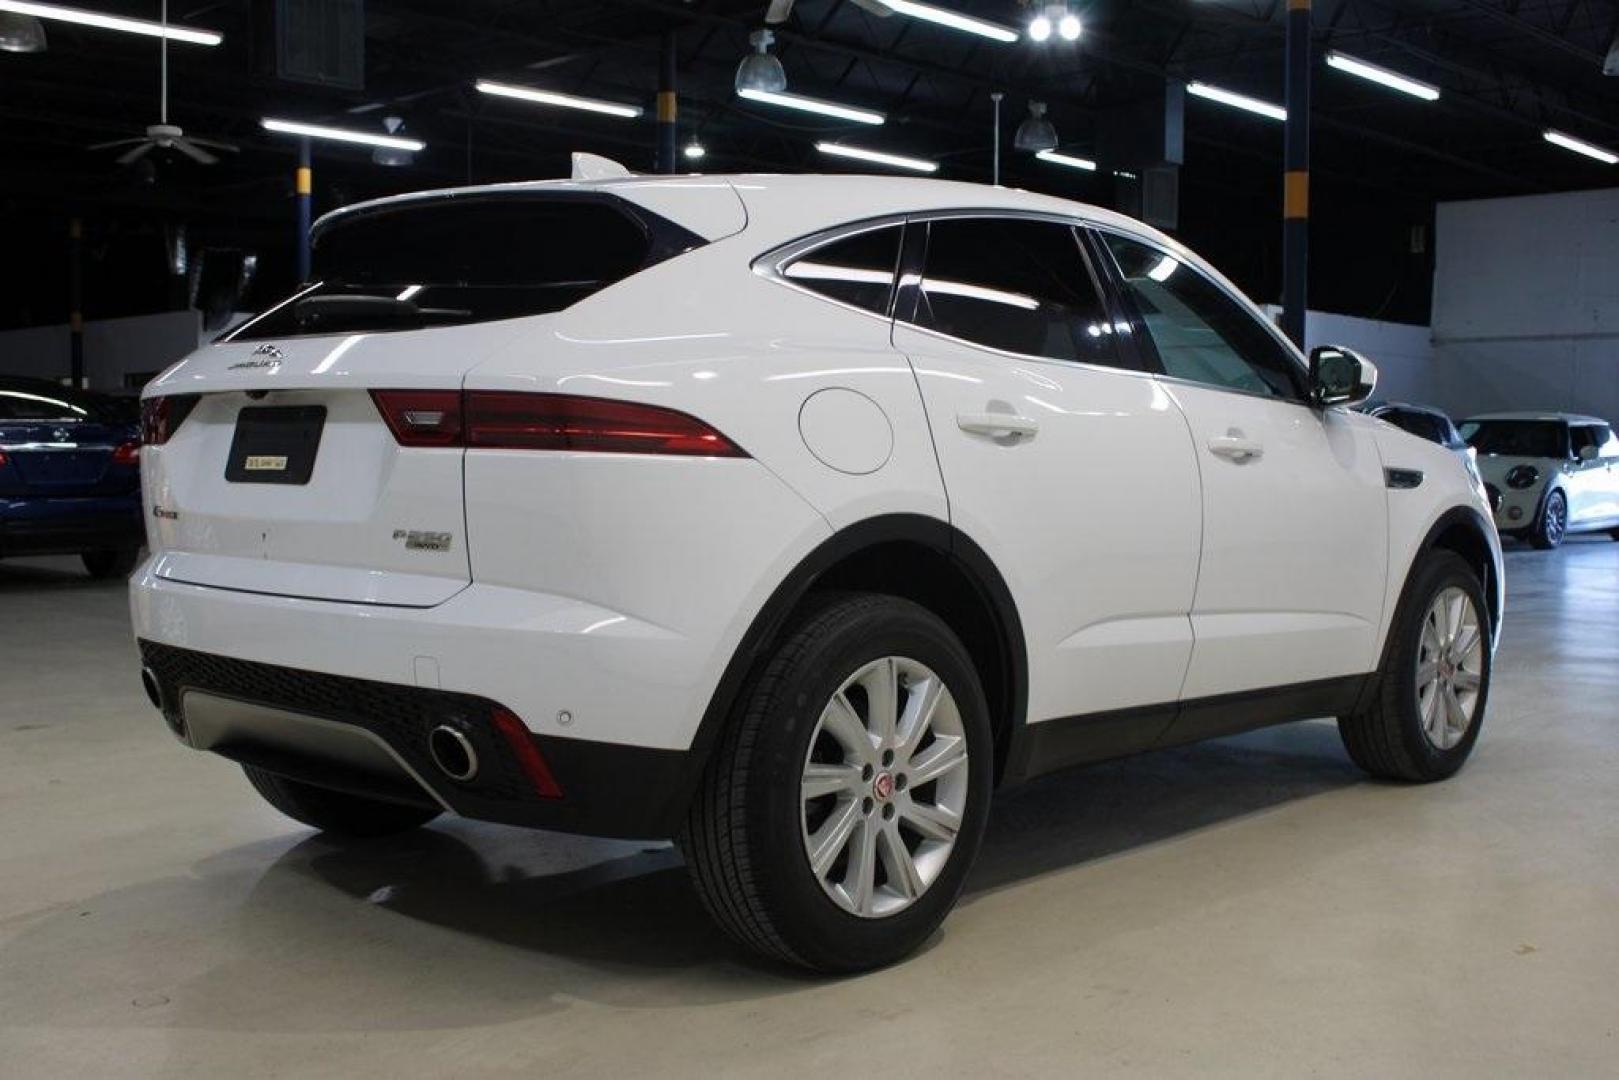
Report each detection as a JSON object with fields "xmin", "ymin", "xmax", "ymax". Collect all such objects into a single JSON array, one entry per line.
[
  {"xmin": 1187, "ymin": 80, "xmax": 1287, "ymax": 122},
  {"xmin": 1028, "ymin": 4, "xmax": 1079, "ymax": 43},
  {"xmin": 261, "ymin": 118, "xmax": 427, "ymax": 151},
  {"xmin": 683, "ymin": 138, "xmax": 706, "ymax": 160},
  {"xmin": 739, "ymin": 87, "xmax": 884, "ymax": 125},
  {"xmin": 0, "ymin": 0, "xmax": 219, "ymax": 44},
  {"xmin": 1035, "ymin": 148, "xmax": 1096, "ymax": 171},
  {"xmin": 475, "ymin": 80, "xmax": 643, "ymax": 118},
  {"xmin": 372, "ymin": 116, "xmax": 416, "ymax": 166},
  {"xmin": 1013, "ymin": 101, "xmax": 1058, "ymax": 152},
  {"xmin": 877, "ymin": 1, "xmax": 1017, "ymax": 43},
  {"xmin": 1543, "ymin": 128, "xmax": 1618, "ymax": 164},
  {"xmin": 1325, "ymin": 51, "xmax": 1440, "ymax": 101},
  {"xmin": 735, "ymin": 27, "xmax": 787, "ymax": 93},
  {"xmin": 817, "ymin": 141, "xmax": 937, "ymax": 173}
]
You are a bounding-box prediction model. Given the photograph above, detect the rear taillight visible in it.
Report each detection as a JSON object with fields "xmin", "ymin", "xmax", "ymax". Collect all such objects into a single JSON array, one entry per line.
[
  {"xmin": 140, "ymin": 395, "xmax": 199, "ymax": 445},
  {"xmin": 370, "ymin": 390, "xmax": 747, "ymax": 458},
  {"xmin": 111, "ymin": 440, "xmax": 141, "ymax": 466},
  {"xmin": 370, "ymin": 389, "xmax": 464, "ymax": 447}
]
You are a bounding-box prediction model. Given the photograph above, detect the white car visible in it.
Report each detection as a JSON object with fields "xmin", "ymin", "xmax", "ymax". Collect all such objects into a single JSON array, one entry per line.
[
  {"xmin": 1460, "ymin": 412, "xmax": 1619, "ymax": 548},
  {"xmin": 132, "ymin": 167, "xmax": 1502, "ymax": 972}
]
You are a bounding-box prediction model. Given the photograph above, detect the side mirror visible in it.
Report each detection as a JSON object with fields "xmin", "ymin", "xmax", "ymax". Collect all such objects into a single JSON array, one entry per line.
[
  {"xmin": 1308, "ymin": 345, "xmax": 1378, "ymax": 408},
  {"xmin": 1578, "ymin": 444, "xmax": 1599, "ymax": 462}
]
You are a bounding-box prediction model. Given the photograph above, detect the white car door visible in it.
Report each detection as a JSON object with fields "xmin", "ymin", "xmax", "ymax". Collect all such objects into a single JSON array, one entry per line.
[
  {"xmin": 1565, "ymin": 424, "xmax": 1614, "ymax": 527},
  {"xmin": 895, "ymin": 216, "xmax": 1203, "ymax": 735},
  {"xmin": 1597, "ymin": 425, "xmax": 1619, "ymax": 524},
  {"xmin": 1094, "ymin": 230, "xmax": 1389, "ymax": 700}
]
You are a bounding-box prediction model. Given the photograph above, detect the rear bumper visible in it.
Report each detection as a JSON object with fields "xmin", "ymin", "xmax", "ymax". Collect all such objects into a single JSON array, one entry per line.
[
  {"xmin": 0, "ymin": 493, "xmax": 143, "ymax": 556},
  {"xmin": 140, "ymin": 640, "xmax": 700, "ymax": 839}
]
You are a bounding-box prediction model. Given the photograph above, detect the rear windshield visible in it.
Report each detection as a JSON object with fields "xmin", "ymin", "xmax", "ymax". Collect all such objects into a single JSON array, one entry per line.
[
  {"xmin": 1460, "ymin": 419, "xmax": 1568, "ymax": 458},
  {"xmin": 0, "ymin": 383, "xmax": 135, "ymax": 425},
  {"xmin": 227, "ymin": 195, "xmax": 701, "ymax": 340}
]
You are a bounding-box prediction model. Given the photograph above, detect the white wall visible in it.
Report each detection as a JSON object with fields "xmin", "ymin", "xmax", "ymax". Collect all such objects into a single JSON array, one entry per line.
[
  {"xmin": 1432, "ymin": 187, "xmax": 1619, "ymax": 423},
  {"xmin": 0, "ymin": 310, "xmax": 202, "ymax": 391}
]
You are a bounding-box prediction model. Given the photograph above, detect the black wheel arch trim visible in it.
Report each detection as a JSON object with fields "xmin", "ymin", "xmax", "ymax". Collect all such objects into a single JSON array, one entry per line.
[{"xmin": 682, "ymin": 513, "xmax": 1029, "ymax": 792}]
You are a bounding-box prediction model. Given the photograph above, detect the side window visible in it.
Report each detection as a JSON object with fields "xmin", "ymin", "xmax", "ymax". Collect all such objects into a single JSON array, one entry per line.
[
  {"xmin": 1598, "ymin": 425, "xmax": 1619, "ymax": 460},
  {"xmin": 781, "ymin": 225, "xmax": 903, "ymax": 316},
  {"xmin": 910, "ymin": 218, "xmax": 1119, "ymax": 366},
  {"xmin": 1101, "ymin": 232, "xmax": 1307, "ymax": 401},
  {"xmin": 1381, "ymin": 409, "xmax": 1435, "ymax": 442}
]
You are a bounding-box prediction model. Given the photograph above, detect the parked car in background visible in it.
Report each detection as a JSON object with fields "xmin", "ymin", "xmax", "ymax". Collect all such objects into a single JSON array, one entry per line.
[
  {"xmin": 1460, "ymin": 412, "xmax": 1619, "ymax": 548},
  {"xmin": 1363, "ymin": 401, "xmax": 1487, "ymax": 502},
  {"xmin": 0, "ymin": 377, "xmax": 145, "ymax": 578}
]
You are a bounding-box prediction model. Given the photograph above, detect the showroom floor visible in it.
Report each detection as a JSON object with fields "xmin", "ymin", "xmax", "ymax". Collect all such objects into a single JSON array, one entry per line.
[{"xmin": 2, "ymin": 541, "xmax": 1616, "ymax": 1079}]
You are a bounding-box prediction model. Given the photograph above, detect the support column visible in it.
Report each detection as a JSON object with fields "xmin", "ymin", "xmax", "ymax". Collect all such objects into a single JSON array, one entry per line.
[
  {"xmin": 296, "ymin": 138, "xmax": 312, "ymax": 284},
  {"xmin": 656, "ymin": 31, "xmax": 677, "ymax": 173},
  {"xmin": 69, "ymin": 217, "xmax": 84, "ymax": 389},
  {"xmin": 1282, "ymin": 0, "xmax": 1311, "ymax": 348}
]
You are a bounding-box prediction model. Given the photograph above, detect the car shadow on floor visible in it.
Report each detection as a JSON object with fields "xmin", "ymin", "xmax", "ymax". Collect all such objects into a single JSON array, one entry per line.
[{"xmin": 0, "ymin": 557, "xmax": 112, "ymax": 592}]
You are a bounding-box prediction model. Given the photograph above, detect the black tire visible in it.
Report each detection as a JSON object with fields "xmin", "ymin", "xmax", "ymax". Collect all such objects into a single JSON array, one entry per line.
[
  {"xmin": 242, "ymin": 765, "xmax": 440, "ymax": 837},
  {"xmin": 82, "ymin": 548, "xmax": 139, "ymax": 579},
  {"xmin": 1528, "ymin": 489, "xmax": 1567, "ymax": 550},
  {"xmin": 1338, "ymin": 551, "xmax": 1491, "ymax": 782},
  {"xmin": 681, "ymin": 593, "xmax": 994, "ymax": 973},
  {"xmin": 1608, "ymin": 527, "xmax": 1619, "ymax": 542}
]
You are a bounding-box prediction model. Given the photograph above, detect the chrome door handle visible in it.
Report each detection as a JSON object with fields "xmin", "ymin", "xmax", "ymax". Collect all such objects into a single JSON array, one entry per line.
[
  {"xmin": 957, "ymin": 412, "xmax": 1039, "ymax": 439},
  {"xmin": 1208, "ymin": 434, "xmax": 1264, "ymax": 461}
]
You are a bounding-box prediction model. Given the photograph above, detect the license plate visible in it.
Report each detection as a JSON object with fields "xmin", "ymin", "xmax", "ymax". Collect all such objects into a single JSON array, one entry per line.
[{"xmin": 225, "ymin": 406, "xmax": 326, "ymax": 485}]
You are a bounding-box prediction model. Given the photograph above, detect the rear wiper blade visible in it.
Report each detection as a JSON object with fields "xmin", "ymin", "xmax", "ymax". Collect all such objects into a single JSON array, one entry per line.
[{"xmin": 293, "ymin": 295, "xmax": 473, "ymax": 329}]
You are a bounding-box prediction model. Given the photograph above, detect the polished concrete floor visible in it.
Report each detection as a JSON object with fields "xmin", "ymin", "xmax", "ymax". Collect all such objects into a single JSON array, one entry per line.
[{"xmin": 2, "ymin": 539, "xmax": 1617, "ymax": 1078}]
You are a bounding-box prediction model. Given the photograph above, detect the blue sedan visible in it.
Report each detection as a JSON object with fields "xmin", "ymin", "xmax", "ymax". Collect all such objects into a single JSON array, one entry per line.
[{"xmin": 0, "ymin": 377, "xmax": 145, "ymax": 578}]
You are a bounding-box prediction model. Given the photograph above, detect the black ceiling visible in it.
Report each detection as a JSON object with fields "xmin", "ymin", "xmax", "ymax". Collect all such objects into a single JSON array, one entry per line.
[{"xmin": 2, "ymin": 0, "xmax": 1616, "ymax": 330}]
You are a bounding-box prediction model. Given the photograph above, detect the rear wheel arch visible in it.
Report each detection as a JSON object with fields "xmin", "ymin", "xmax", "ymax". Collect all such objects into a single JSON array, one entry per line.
[{"xmin": 687, "ymin": 514, "xmax": 1027, "ymax": 790}]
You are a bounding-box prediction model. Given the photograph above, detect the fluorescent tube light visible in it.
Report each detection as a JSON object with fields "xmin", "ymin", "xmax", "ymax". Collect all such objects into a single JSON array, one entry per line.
[
  {"xmin": 0, "ymin": 1, "xmax": 220, "ymax": 44},
  {"xmin": 739, "ymin": 88, "xmax": 884, "ymax": 125},
  {"xmin": 475, "ymin": 80, "xmax": 643, "ymax": 118},
  {"xmin": 1543, "ymin": 129, "xmax": 1617, "ymax": 165},
  {"xmin": 1035, "ymin": 148, "xmax": 1097, "ymax": 171},
  {"xmin": 261, "ymin": 119, "xmax": 426, "ymax": 152},
  {"xmin": 1325, "ymin": 51, "xmax": 1440, "ymax": 101},
  {"xmin": 877, "ymin": 1, "xmax": 1018, "ymax": 43},
  {"xmin": 817, "ymin": 141, "xmax": 936, "ymax": 173},
  {"xmin": 1187, "ymin": 81, "xmax": 1286, "ymax": 122}
]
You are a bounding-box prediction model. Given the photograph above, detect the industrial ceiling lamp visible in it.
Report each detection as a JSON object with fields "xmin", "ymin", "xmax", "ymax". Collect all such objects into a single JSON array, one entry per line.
[
  {"xmin": 1028, "ymin": 4, "xmax": 1080, "ymax": 43},
  {"xmin": 0, "ymin": 11, "xmax": 46, "ymax": 51},
  {"xmin": 1013, "ymin": 101, "xmax": 1058, "ymax": 152},
  {"xmin": 372, "ymin": 116, "xmax": 415, "ymax": 166},
  {"xmin": 735, "ymin": 28, "xmax": 786, "ymax": 94}
]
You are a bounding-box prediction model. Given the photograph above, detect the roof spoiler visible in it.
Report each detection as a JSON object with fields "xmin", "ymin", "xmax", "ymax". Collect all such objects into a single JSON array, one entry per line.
[{"xmin": 571, "ymin": 152, "xmax": 635, "ymax": 181}]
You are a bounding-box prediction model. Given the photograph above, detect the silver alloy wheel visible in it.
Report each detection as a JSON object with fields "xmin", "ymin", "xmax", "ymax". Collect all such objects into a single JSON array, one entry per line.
[
  {"xmin": 1415, "ymin": 586, "xmax": 1485, "ymax": 751},
  {"xmin": 1544, "ymin": 491, "xmax": 1567, "ymax": 544},
  {"xmin": 799, "ymin": 656, "xmax": 969, "ymax": 919}
]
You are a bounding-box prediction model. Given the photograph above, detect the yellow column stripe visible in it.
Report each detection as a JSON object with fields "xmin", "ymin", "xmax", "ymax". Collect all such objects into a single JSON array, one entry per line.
[
  {"xmin": 656, "ymin": 91, "xmax": 677, "ymax": 122},
  {"xmin": 295, "ymin": 166, "xmax": 312, "ymax": 196},
  {"xmin": 1284, "ymin": 170, "xmax": 1309, "ymax": 219}
]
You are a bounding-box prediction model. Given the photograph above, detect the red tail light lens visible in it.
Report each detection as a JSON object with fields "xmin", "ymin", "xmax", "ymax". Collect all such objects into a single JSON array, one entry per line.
[
  {"xmin": 369, "ymin": 389, "xmax": 464, "ymax": 447},
  {"xmin": 466, "ymin": 392, "xmax": 746, "ymax": 456},
  {"xmin": 370, "ymin": 390, "xmax": 747, "ymax": 458},
  {"xmin": 490, "ymin": 707, "xmax": 563, "ymax": 799},
  {"xmin": 111, "ymin": 440, "xmax": 141, "ymax": 466},
  {"xmin": 140, "ymin": 395, "xmax": 199, "ymax": 445}
]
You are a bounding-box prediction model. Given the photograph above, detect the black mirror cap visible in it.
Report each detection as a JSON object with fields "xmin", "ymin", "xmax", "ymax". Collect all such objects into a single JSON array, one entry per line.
[{"xmin": 1308, "ymin": 345, "xmax": 1378, "ymax": 408}]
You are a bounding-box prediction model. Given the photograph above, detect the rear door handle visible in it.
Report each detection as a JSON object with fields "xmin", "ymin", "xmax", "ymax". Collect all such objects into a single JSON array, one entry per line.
[
  {"xmin": 1208, "ymin": 434, "xmax": 1264, "ymax": 461},
  {"xmin": 957, "ymin": 412, "xmax": 1039, "ymax": 439}
]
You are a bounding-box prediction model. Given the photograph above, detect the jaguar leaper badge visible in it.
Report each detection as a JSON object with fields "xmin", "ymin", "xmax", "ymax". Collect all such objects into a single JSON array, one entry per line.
[{"xmin": 230, "ymin": 344, "xmax": 284, "ymax": 371}]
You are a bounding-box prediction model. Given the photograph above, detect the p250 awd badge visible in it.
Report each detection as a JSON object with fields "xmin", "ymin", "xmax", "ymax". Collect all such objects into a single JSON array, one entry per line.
[{"xmin": 393, "ymin": 529, "xmax": 453, "ymax": 552}]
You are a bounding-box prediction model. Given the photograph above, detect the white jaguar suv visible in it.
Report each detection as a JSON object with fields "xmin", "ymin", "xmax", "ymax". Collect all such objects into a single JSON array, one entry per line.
[{"xmin": 132, "ymin": 165, "xmax": 1502, "ymax": 972}]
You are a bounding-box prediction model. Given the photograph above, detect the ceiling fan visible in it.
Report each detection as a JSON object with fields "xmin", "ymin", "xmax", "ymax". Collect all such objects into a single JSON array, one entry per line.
[{"xmin": 88, "ymin": 0, "xmax": 236, "ymax": 166}]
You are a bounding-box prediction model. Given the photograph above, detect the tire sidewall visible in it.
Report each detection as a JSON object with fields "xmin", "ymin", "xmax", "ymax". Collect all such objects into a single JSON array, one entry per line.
[
  {"xmin": 1384, "ymin": 554, "xmax": 1493, "ymax": 779},
  {"xmin": 743, "ymin": 599, "xmax": 993, "ymax": 971},
  {"xmin": 1537, "ymin": 488, "xmax": 1566, "ymax": 548}
]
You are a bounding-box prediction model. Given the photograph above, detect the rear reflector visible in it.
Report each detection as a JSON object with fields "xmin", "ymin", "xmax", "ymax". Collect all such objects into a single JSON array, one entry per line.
[
  {"xmin": 111, "ymin": 440, "xmax": 141, "ymax": 466},
  {"xmin": 490, "ymin": 707, "xmax": 564, "ymax": 799},
  {"xmin": 370, "ymin": 390, "xmax": 747, "ymax": 457}
]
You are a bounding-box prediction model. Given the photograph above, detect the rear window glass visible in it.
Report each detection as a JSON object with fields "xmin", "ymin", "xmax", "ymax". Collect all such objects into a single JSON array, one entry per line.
[
  {"xmin": 781, "ymin": 225, "xmax": 903, "ymax": 316},
  {"xmin": 1460, "ymin": 420, "xmax": 1567, "ymax": 458},
  {"xmin": 228, "ymin": 196, "xmax": 697, "ymax": 340},
  {"xmin": 0, "ymin": 384, "xmax": 134, "ymax": 424}
]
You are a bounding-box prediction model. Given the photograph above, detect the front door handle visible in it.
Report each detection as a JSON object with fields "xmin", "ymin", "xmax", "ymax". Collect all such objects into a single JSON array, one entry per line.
[
  {"xmin": 957, "ymin": 412, "xmax": 1039, "ymax": 439},
  {"xmin": 1208, "ymin": 434, "xmax": 1264, "ymax": 461}
]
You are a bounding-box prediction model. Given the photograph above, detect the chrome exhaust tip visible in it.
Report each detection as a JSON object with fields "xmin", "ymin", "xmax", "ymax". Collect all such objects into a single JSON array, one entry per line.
[{"xmin": 427, "ymin": 724, "xmax": 479, "ymax": 782}]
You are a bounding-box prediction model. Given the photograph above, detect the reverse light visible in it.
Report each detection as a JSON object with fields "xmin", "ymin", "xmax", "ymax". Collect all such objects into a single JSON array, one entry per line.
[
  {"xmin": 490, "ymin": 707, "xmax": 563, "ymax": 799},
  {"xmin": 370, "ymin": 390, "xmax": 748, "ymax": 457}
]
